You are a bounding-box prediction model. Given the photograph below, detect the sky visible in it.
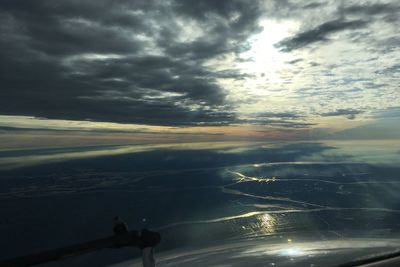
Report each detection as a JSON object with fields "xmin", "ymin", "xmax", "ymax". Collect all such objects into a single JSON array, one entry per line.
[{"xmin": 0, "ymin": 0, "xmax": 399, "ymax": 148}]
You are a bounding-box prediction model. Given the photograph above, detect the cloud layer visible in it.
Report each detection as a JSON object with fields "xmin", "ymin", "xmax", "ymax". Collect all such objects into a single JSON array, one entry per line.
[{"xmin": 0, "ymin": 0, "xmax": 399, "ymax": 128}]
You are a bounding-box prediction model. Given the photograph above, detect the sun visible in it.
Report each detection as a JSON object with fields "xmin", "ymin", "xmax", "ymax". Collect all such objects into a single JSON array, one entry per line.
[
  {"xmin": 238, "ymin": 19, "xmax": 299, "ymax": 91},
  {"xmin": 209, "ymin": 19, "xmax": 302, "ymax": 116}
]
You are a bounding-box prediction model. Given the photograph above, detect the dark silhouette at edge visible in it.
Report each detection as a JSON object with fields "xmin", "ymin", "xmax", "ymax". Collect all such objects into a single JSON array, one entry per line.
[{"xmin": 0, "ymin": 216, "xmax": 161, "ymax": 267}]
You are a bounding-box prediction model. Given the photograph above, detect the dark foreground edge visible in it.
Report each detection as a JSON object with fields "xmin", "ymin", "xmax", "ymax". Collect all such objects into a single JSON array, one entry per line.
[{"xmin": 0, "ymin": 231, "xmax": 140, "ymax": 267}]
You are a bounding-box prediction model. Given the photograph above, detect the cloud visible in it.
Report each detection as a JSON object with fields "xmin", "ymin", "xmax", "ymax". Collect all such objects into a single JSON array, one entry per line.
[
  {"xmin": 0, "ymin": 0, "xmax": 264, "ymax": 126},
  {"xmin": 287, "ymin": 58, "xmax": 303, "ymax": 65},
  {"xmin": 319, "ymin": 109, "xmax": 364, "ymax": 120},
  {"xmin": 251, "ymin": 112, "xmax": 303, "ymax": 119},
  {"xmin": 275, "ymin": 1, "xmax": 400, "ymax": 52},
  {"xmin": 302, "ymin": 2, "xmax": 326, "ymax": 9},
  {"xmin": 235, "ymin": 112, "xmax": 314, "ymax": 128},
  {"xmin": 275, "ymin": 19, "xmax": 367, "ymax": 52},
  {"xmin": 341, "ymin": 3, "xmax": 400, "ymax": 16},
  {"xmin": 376, "ymin": 64, "xmax": 400, "ymax": 75},
  {"xmin": 0, "ymin": 0, "xmax": 399, "ymax": 131}
]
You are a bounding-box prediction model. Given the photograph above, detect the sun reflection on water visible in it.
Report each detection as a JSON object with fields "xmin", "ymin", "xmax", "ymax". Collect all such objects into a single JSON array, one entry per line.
[
  {"xmin": 280, "ymin": 247, "xmax": 304, "ymax": 257},
  {"xmin": 243, "ymin": 214, "xmax": 278, "ymax": 236}
]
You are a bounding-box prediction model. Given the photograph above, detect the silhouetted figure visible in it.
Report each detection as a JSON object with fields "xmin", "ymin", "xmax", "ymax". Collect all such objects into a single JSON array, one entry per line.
[
  {"xmin": 113, "ymin": 216, "xmax": 128, "ymax": 235},
  {"xmin": 113, "ymin": 216, "xmax": 131, "ymax": 248},
  {"xmin": 112, "ymin": 217, "xmax": 161, "ymax": 267}
]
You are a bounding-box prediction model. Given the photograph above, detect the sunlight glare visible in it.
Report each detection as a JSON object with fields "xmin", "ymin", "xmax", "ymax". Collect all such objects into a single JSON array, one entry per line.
[
  {"xmin": 280, "ymin": 247, "xmax": 304, "ymax": 257},
  {"xmin": 239, "ymin": 20, "xmax": 299, "ymax": 91}
]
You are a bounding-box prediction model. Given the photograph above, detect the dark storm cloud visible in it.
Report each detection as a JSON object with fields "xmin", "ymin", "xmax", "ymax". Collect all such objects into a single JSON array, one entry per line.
[
  {"xmin": 156, "ymin": 1, "xmax": 264, "ymax": 60},
  {"xmin": 275, "ymin": 19, "xmax": 367, "ymax": 52},
  {"xmin": 319, "ymin": 109, "xmax": 363, "ymax": 120},
  {"xmin": 0, "ymin": 0, "xmax": 263, "ymax": 125}
]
